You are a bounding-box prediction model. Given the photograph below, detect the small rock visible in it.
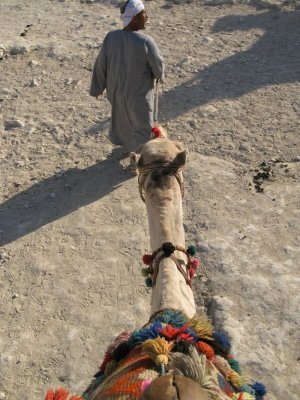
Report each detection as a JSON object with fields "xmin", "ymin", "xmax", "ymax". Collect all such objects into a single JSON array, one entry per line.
[
  {"xmin": 0, "ymin": 88, "xmax": 11, "ymax": 95},
  {"xmin": 292, "ymin": 156, "xmax": 300, "ymax": 162},
  {"xmin": 12, "ymin": 293, "xmax": 19, "ymax": 299},
  {"xmin": 4, "ymin": 119, "xmax": 25, "ymax": 130},
  {"xmin": 0, "ymin": 251, "xmax": 8, "ymax": 261},
  {"xmin": 188, "ymin": 119, "xmax": 198, "ymax": 128},
  {"xmin": 199, "ymin": 105, "xmax": 218, "ymax": 117},
  {"xmin": 204, "ymin": 0, "xmax": 235, "ymax": 4},
  {"xmin": 30, "ymin": 79, "xmax": 39, "ymax": 87},
  {"xmin": 178, "ymin": 56, "xmax": 194, "ymax": 68},
  {"xmin": 24, "ymin": 125, "xmax": 36, "ymax": 134},
  {"xmin": 29, "ymin": 60, "xmax": 39, "ymax": 67},
  {"xmin": 239, "ymin": 143, "xmax": 249, "ymax": 151},
  {"xmin": 49, "ymin": 192, "xmax": 56, "ymax": 199},
  {"xmin": 65, "ymin": 78, "xmax": 73, "ymax": 85},
  {"xmin": 10, "ymin": 44, "xmax": 30, "ymax": 55},
  {"xmin": 201, "ymin": 36, "xmax": 214, "ymax": 44}
]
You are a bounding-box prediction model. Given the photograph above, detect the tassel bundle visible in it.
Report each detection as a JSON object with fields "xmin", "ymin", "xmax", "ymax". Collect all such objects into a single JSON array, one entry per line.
[
  {"xmin": 188, "ymin": 314, "xmax": 213, "ymax": 340},
  {"xmin": 197, "ymin": 341, "xmax": 215, "ymax": 360},
  {"xmin": 142, "ymin": 336, "xmax": 173, "ymax": 366}
]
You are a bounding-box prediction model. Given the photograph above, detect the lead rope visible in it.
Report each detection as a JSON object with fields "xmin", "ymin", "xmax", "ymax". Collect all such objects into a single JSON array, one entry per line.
[{"xmin": 154, "ymin": 79, "xmax": 159, "ymax": 123}]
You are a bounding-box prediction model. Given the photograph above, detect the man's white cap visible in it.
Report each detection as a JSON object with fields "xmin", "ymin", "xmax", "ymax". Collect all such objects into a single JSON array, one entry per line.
[{"xmin": 121, "ymin": 0, "xmax": 145, "ymax": 27}]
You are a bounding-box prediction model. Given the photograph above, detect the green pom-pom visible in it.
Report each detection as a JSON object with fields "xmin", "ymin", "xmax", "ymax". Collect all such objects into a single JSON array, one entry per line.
[
  {"xmin": 187, "ymin": 245, "xmax": 196, "ymax": 256},
  {"xmin": 228, "ymin": 358, "xmax": 241, "ymax": 374},
  {"xmin": 141, "ymin": 267, "xmax": 150, "ymax": 277},
  {"xmin": 145, "ymin": 277, "xmax": 153, "ymax": 287}
]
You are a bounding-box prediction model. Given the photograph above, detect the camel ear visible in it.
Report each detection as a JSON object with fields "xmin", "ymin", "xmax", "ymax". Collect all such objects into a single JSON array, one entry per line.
[
  {"xmin": 175, "ymin": 142, "xmax": 184, "ymax": 151},
  {"xmin": 174, "ymin": 149, "xmax": 188, "ymax": 167},
  {"xmin": 137, "ymin": 155, "xmax": 144, "ymax": 168}
]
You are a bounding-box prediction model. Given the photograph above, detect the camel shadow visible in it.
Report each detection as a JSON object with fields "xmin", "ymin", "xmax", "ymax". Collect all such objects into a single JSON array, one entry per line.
[
  {"xmin": 0, "ymin": 148, "xmax": 132, "ymax": 246},
  {"xmin": 161, "ymin": 10, "xmax": 300, "ymax": 119}
]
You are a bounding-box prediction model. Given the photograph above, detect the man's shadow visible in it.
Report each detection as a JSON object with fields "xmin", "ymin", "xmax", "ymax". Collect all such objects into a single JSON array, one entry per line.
[
  {"xmin": 0, "ymin": 148, "xmax": 132, "ymax": 246},
  {"xmin": 161, "ymin": 10, "xmax": 300, "ymax": 119}
]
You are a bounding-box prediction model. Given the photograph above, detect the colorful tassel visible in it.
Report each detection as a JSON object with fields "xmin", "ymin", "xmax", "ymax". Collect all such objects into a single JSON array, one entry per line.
[
  {"xmin": 228, "ymin": 370, "xmax": 242, "ymax": 388},
  {"xmin": 145, "ymin": 277, "xmax": 153, "ymax": 287},
  {"xmin": 142, "ymin": 254, "xmax": 153, "ymax": 265},
  {"xmin": 251, "ymin": 382, "xmax": 267, "ymax": 397},
  {"xmin": 169, "ymin": 348, "xmax": 218, "ymax": 397},
  {"xmin": 232, "ymin": 393, "xmax": 256, "ymax": 400},
  {"xmin": 161, "ymin": 242, "xmax": 176, "ymax": 256},
  {"xmin": 142, "ymin": 336, "xmax": 173, "ymax": 366},
  {"xmin": 151, "ymin": 127, "xmax": 162, "ymax": 138},
  {"xmin": 188, "ymin": 314, "xmax": 213, "ymax": 340},
  {"xmin": 159, "ymin": 324, "xmax": 195, "ymax": 342},
  {"xmin": 141, "ymin": 267, "xmax": 151, "ymax": 277},
  {"xmin": 213, "ymin": 355, "xmax": 232, "ymax": 378},
  {"xmin": 213, "ymin": 332, "xmax": 231, "ymax": 355},
  {"xmin": 191, "ymin": 258, "xmax": 200, "ymax": 268},
  {"xmin": 197, "ymin": 341, "xmax": 215, "ymax": 360},
  {"xmin": 228, "ymin": 357, "xmax": 241, "ymax": 374},
  {"xmin": 187, "ymin": 245, "xmax": 196, "ymax": 256},
  {"xmin": 189, "ymin": 267, "xmax": 196, "ymax": 279},
  {"xmin": 152, "ymin": 309, "xmax": 188, "ymax": 328}
]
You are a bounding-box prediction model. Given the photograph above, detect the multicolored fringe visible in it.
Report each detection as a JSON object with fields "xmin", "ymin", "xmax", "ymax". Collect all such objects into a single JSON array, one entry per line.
[
  {"xmin": 44, "ymin": 310, "xmax": 266, "ymax": 400},
  {"xmin": 79, "ymin": 309, "xmax": 266, "ymax": 400}
]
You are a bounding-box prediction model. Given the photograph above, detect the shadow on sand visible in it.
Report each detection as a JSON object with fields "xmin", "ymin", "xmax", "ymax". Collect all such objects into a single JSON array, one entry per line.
[
  {"xmin": 161, "ymin": 10, "xmax": 300, "ymax": 119},
  {"xmin": 0, "ymin": 148, "xmax": 132, "ymax": 246}
]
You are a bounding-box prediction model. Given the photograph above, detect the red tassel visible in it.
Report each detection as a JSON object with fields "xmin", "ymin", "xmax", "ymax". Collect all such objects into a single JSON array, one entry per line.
[
  {"xmin": 142, "ymin": 254, "xmax": 153, "ymax": 265},
  {"xmin": 197, "ymin": 341, "xmax": 215, "ymax": 360},
  {"xmin": 151, "ymin": 127, "xmax": 162, "ymax": 138},
  {"xmin": 191, "ymin": 258, "xmax": 200, "ymax": 269},
  {"xmin": 44, "ymin": 388, "xmax": 70, "ymax": 400},
  {"xmin": 189, "ymin": 267, "xmax": 196, "ymax": 279},
  {"xmin": 45, "ymin": 390, "xmax": 55, "ymax": 400}
]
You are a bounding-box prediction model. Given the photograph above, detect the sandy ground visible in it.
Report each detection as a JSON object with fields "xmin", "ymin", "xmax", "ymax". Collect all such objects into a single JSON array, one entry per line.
[{"xmin": 0, "ymin": 1, "xmax": 299, "ymax": 399}]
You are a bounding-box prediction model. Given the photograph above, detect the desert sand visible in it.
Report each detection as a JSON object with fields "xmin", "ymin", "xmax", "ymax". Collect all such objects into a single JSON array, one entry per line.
[{"xmin": 0, "ymin": 0, "xmax": 299, "ymax": 399}]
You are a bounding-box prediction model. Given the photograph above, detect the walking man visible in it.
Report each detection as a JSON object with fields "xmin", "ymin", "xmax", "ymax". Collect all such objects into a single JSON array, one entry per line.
[{"xmin": 90, "ymin": 0, "xmax": 165, "ymax": 153}]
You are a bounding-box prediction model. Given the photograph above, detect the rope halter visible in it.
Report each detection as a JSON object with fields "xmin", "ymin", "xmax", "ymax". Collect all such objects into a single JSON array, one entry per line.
[{"xmin": 137, "ymin": 161, "xmax": 185, "ymax": 203}]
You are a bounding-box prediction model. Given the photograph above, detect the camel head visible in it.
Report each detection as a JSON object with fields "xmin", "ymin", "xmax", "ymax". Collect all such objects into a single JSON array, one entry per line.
[{"xmin": 136, "ymin": 135, "xmax": 188, "ymax": 197}]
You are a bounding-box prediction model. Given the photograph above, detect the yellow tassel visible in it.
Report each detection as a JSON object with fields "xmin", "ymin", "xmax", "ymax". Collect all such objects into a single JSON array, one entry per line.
[
  {"xmin": 188, "ymin": 314, "xmax": 213, "ymax": 340},
  {"xmin": 232, "ymin": 393, "xmax": 255, "ymax": 400},
  {"xmin": 228, "ymin": 369, "xmax": 242, "ymax": 388},
  {"xmin": 142, "ymin": 337, "xmax": 173, "ymax": 366}
]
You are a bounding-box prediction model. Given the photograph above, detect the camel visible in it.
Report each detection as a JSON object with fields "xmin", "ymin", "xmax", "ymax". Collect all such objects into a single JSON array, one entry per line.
[{"xmin": 45, "ymin": 128, "xmax": 266, "ymax": 400}]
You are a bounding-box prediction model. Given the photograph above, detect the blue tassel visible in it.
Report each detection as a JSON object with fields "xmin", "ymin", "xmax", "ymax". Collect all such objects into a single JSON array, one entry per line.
[
  {"xmin": 128, "ymin": 321, "xmax": 163, "ymax": 348},
  {"xmin": 213, "ymin": 332, "xmax": 231, "ymax": 354},
  {"xmin": 251, "ymin": 382, "xmax": 267, "ymax": 398}
]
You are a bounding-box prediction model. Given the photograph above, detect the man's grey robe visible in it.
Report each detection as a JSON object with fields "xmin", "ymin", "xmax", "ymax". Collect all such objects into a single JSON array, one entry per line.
[{"xmin": 90, "ymin": 30, "xmax": 165, "ymax": 152}]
